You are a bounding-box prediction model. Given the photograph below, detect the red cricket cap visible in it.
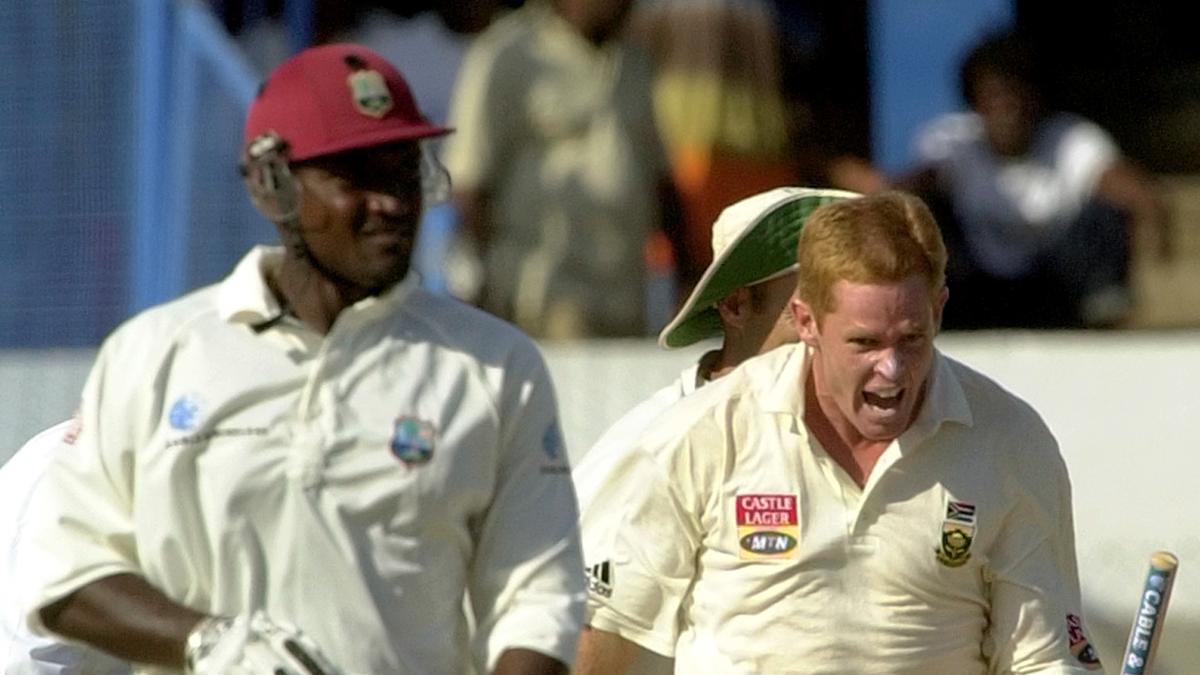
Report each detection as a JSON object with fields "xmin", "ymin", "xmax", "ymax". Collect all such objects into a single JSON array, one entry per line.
[{"xmin": 244, "ymin": 43, "xmax": 450, "ymax": 162}]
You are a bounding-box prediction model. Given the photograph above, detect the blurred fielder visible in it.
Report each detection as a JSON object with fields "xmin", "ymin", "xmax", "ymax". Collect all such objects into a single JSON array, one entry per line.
[
  {"xmin": 20, "ymin": 44, "xmax": 584, "ymax": 675},
  {"xmin": 575, "ymin": 192, "xmax": 1103, "ymax": 674}
]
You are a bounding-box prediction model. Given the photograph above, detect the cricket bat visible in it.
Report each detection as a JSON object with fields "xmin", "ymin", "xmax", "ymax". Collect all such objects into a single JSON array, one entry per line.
[{"xmin": 1119, "ymin": 550, "xmax": 1179, "ymax": 674}]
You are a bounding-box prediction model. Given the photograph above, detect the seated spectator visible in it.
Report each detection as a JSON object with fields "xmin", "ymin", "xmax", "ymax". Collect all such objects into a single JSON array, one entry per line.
[{"xmin": 901, "ymin": 31, "xmax": 1171, "ymax": 329}]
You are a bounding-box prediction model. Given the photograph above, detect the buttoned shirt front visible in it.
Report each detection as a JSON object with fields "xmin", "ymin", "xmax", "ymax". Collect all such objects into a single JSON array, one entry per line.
[
  {"xmin": 22, "ymin": 247, "xmax": 585, "ymax": 675},
  {"xmin": 588, "ymin": 344, "xmax": 1101, "ymax": 674}
]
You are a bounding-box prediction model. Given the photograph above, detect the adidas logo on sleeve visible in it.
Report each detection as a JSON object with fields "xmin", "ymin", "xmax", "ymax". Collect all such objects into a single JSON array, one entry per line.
[{"xmin": 586, "ymin": 560, "xmax": 613, "ymax": 598}]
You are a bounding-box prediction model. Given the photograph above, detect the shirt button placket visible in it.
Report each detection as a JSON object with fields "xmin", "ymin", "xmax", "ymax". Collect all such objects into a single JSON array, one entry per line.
[{"xmin": 293, "ymin": 346, "xmax": 335, "ymax": 492}]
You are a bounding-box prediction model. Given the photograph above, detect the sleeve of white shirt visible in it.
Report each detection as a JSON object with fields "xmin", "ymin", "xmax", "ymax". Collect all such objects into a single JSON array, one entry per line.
[
  {"xmin": 573, "ymin": 380, "xmax": 682, "ymax": 569},
  {"xmin": 585, "ymin": 425, "xmax": 709, "ymax": 657},
  {"xmin": 468, "ymin": 342, "xmax": 586, "ymax": 672},
  {"xmin": 984, "ymin": 432, "xmax": 1102, "ymax": 674},
  {"xmin": 21, "ymin": 334, "xmax": 147, "ymax": 636},
  {"xmin": 912, "ymin": 112, "xmax": 981, "ymax": 166}
]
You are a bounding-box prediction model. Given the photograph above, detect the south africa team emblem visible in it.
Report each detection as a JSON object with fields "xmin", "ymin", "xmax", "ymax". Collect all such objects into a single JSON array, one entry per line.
[
  {"xmin": 935, "ymin": 499, "xmax": 977, "ymax": 567},
  {"xmin": 391, "ymin": 416, "xmax": 436, "ymax": 465},
  {"xmin": 936, "ymin": 523, "xmax": 974, "ymax": 567}
]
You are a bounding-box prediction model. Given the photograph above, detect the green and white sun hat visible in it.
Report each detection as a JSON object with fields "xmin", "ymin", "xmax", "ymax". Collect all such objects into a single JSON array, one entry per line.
[{"xmin": 658, "ymin": 187, "xmax": 861, "ymax": 349}]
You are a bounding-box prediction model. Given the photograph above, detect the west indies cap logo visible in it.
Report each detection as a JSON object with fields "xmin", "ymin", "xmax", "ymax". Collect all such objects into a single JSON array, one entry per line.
[
  {"xmin": 345, "ymin": 54, "xmax": 393, "ymax": 118},
  {"xmin": 391, "ymin": 416, "xmax": 436, "ymax": 465}
]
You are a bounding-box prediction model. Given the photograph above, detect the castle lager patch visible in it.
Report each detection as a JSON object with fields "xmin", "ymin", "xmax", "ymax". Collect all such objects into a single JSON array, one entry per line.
[
  {"xmin": 1066, "ymin": 614, "xmax": 1103, "ymax": 670},
  {"xmin": 736, "ymin": 493, "xmax": 799, "ymax": 560}
]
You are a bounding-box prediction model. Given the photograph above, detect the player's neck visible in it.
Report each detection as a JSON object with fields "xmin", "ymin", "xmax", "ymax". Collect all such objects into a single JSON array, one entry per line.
[
  {"xmin": 270, "ymin": 258, "xmax": 369, "ymax": 335},
  {"xmin": 802, "ymin": 367, "xmax": 890, "ymax": 488},
  {"xmin": 712, "ymin": 336, "xmax": 761, "ymax": 379}
]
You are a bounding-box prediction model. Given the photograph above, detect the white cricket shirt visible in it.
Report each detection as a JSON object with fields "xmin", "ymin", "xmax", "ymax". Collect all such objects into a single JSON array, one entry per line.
[
  {"xmin": 573, "ymin": 359, "xmax": 709, "ymax": 675},
  {"xmin": 22, "ymin": 246, "xmax": 585, "ymax": 675},
  {"xmin": 574, "ymin": 359, "xmax": 703, "ymax": 566},
  {"xmin": 588, "ymin": 344, "xmax": 1102, "ymax": 674},
  {"xmin": 1, "ymin": 422, "xmax": 131, "ymax": 675}
]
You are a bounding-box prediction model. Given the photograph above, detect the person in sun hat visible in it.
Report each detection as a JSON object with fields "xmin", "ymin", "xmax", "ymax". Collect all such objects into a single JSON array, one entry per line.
[
  {"xmin": 571, "ymin": 186, "xmax": 858, "ymax": 674},
  {"xmin": 19, "ymin": 43, "xmax": 584, "ymax": 675},
  {"xmin": 575, "ymin": 191, "xmax": 1102, "ymax": 674}
]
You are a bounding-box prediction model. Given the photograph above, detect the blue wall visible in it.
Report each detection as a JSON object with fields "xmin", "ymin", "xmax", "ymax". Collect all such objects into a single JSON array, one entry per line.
[
  {"xmin": 868, "ymin": 0, "xmax": 1014, "ymax": 175},
  {"xmin": 0, "ymin": 1, "xmax": 267, "ymax": 347},
  {"xmin": 0, "ymin": 3, "xmax": 139, "ymax": 346}
]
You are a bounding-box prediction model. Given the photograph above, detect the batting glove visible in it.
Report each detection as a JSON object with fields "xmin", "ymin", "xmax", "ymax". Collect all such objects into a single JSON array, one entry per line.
[{"xmin": 184, "ymin": 611, "xmax": 344, "ymax": 675}]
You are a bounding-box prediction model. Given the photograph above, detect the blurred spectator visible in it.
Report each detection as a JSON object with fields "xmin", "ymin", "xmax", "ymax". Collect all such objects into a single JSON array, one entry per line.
[
  {"xmin": 625, "ymin": 0, "xmax": 883, "ymax": 281},
  {"xmin": 442, "ymin": 0, "xmax": 687, "ymax": 340},
  {"xmin": 901, "ymin": 31, "xmax": 1172, "ymax": 329}
]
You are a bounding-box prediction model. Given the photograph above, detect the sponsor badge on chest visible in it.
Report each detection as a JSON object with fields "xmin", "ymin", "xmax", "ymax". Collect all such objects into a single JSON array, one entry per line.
[{"xmin": 736, "ymin": 493, "xmax": 800, "ymax": 560}]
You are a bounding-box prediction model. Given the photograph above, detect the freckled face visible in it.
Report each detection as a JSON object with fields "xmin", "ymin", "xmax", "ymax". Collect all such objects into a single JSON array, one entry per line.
[{"xmin": 794, "ymin": 276, "xmax": 946, "ymax": 441}]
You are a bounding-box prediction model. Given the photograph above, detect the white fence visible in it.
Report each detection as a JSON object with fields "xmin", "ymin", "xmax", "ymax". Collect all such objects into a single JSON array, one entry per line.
[{"xmin": 3, "ymin": 330, "xmax": 1198, "ymax": 671}]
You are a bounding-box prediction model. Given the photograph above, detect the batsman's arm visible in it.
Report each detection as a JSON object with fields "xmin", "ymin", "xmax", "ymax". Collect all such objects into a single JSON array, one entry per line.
[
  {"xmin": 574, "ymin": 626, "xmax": 639, "ymax": 675},
  {"xmin": 39, "ymin": 572, "xmax": 206, "ymax": 668},
  {"xmin": 492, "ymin": 648, "xmax": 569, "ymax": 675}
]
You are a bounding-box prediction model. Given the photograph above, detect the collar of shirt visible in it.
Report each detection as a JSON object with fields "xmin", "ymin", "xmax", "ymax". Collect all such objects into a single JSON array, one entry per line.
[
  {"xmin": 901, "ymin": 351, "xmax": 974, "ymax": 448},
  {"xmin": 214, "ymin": 245, "xmax": 419, "ymax": 328},
  {"xmin": 757, "ymin": 343, "xmax": 809, "ymax": 417}
]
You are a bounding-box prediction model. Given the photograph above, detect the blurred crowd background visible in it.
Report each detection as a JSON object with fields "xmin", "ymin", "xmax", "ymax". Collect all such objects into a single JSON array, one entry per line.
[{"xmin": 1, "ymin": 0, "xmax": 1199, "ymax": 348}]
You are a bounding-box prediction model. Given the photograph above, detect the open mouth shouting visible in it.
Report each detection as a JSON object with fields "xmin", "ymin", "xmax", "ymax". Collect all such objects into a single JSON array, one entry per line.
[
  {"xmin": 863, "ymin": 387, "xmax": 904, "ymax": 413},
  {"xmin": 859, "ymin": 385, "xmax": 914, "ymax": 436}
]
